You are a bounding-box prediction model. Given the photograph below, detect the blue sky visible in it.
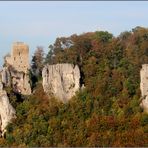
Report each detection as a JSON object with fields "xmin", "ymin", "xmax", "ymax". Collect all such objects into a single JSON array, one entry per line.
[{"xmin": 0, "ymin": 1, "xmax": 148, "ymax": 67}]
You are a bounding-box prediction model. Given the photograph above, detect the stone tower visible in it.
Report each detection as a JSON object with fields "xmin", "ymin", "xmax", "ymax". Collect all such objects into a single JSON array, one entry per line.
[
  {"xmin": 2, "ymin": 42, "xmax": 31, "ymax": 95},
  {"xmin": 5, "ymin": 42, "xmax": 29, "ymax": 73}
]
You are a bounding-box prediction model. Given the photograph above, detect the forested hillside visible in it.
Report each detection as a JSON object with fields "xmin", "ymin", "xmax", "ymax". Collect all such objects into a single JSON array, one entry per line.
[{"xmin": 0, "ymin": 26, "xmax": 148, "ymax": 147}]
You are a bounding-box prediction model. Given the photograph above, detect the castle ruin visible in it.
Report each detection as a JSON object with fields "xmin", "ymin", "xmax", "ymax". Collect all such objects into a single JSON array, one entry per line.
[
  {"xmin": 5, "ymin": 42, "xmax": 29, "ymax": 73},
  {"xmin": 1, "ymin": 42, "xmax": 31, "ymax": 95}
]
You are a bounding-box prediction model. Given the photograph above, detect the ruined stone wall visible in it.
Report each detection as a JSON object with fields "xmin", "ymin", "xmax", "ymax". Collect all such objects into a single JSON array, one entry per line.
[
  {"xmin": 5, "ymin": 56, "xmax": 12, "ymax": 66},
  {"xmin": 6, "ymin": 42, "xmax": 29, "ymax": 73},
  {"xmin": 3, "ymin": 42, "xmax": 31, "ymax": 95}
]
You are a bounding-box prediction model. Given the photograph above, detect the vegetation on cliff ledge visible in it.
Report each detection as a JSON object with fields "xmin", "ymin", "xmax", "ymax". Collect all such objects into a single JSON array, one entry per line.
[{"xmin": 0, "ymin": 26, "xmax": 148, "ymax": 147}]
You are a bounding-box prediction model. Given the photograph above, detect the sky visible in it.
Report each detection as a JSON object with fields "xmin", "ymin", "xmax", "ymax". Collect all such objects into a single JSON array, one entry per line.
[{"xmin": 0, "ymin": 1, "xmax": 148, "ymax": 67}]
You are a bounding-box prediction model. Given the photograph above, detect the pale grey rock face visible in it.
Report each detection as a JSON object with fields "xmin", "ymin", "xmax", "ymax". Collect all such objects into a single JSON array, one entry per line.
[
  {"xmin": 1, "ymin": 67, "xmax": 31, "ymax": 95},
  {"xmin": 140, "ymin": 64, "xmax": 148, "ymax": 96},
  {"xmin": 140, "ymin": 96, "xmax": 148, "ymax": 113},
  {"xmin": 0, "ymin": 81, "xmax": 16, "ymax": 136},
  {"xmin": 140, "ymin": 64, "xmax": 148, "ymax": 113},
  {"xmin": 42, "ymin": 64, "xmax": 80, "ymax": 102},
  {"xmin": 1, "ymin": 67, "xmax": 11, "ymax": 86}
]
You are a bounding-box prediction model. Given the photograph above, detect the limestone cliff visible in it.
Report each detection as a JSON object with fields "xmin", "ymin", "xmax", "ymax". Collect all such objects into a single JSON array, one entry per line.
[
  {"xmin": 140, "ymin": 64, "xmax": 148, "ymax": 113},
  {"xmin": 1, "ymin": 67, "xmax": 31, "ymax": 95},
  {"xmin": 0, "ymin": 81, "xmax": 16, "ymax": 136},
  {"xmin": 42, "ymin": 64, "xmax": 80, "ymax": 102}
]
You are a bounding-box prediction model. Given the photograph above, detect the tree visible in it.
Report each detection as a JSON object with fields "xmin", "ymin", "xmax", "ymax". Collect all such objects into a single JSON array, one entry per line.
[
  {"xmin": 44, "ymin": 45, "xmax": 54, "ymax": 64},
  {"xmin": 31, "ymin": 46, "xmax": 44, "ymax": 78},
  {"xmin": 2, "ymin": 28, "xmax": 148, "ymax": 147},
  {"xmin": 94, "ymin": 31, "xmax": 113, "ymax": 42}
]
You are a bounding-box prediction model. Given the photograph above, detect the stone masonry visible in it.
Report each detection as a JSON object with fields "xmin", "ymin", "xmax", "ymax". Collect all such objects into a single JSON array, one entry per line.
[
  {"xmin": 5, "ymin": 42, "xmax": 29, "ymax": 73},
  {"xmin": 1, "ymin": 42, "xmax": 31, "ymax": 95}
]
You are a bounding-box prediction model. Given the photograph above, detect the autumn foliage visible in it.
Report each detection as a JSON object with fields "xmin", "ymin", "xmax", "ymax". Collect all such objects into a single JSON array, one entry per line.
[{"xmin": 0, "ymin": 26, "xmax": 148, "ymax": 147}]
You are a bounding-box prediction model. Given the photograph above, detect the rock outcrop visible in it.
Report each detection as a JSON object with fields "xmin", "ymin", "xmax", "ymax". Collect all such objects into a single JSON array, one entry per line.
[
  {"xmin": 0, "ymin": 81, "xmax": 16, "ymax": 136},
  {"xmin": 42, "ymin": 64, "xmax": 80, "ymax": 102},
  {"xmin": 140, "ymin": 64, "xmax": 148, "ymax": 113},
  {"xmin": 1, "ymin": 67, "xmax": 31, "ymax": 95}
]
